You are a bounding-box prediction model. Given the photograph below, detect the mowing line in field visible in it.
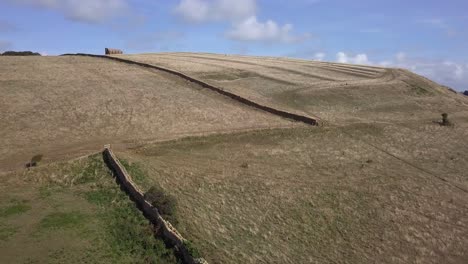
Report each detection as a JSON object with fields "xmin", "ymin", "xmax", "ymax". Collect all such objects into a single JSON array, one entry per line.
[{"xmin": 63, "ymin": 53, "xmax": 319, "ymax": 126}]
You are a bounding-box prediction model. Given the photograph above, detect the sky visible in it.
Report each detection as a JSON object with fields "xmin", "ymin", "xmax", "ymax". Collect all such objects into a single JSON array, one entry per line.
[{"xmin": 0, "ymin": 0, "xmax": 467, "ymax": 91}]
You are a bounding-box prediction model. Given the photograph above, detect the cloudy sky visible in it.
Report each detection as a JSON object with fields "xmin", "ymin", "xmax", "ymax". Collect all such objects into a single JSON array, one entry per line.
[{"xmin": 0, "ymin": 0, "xmax": 467, "ymax": 91}]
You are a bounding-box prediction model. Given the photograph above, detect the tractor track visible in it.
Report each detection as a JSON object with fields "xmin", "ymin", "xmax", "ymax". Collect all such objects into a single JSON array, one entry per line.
[{"xmin": 160, "ymin": 54, "xmax": 338, "ymax": 82}]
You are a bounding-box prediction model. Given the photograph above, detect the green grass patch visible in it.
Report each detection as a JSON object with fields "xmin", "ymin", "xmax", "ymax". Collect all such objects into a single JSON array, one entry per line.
[
  {"xmin": 4, "ymin": 154, "xmax": 178, "ymax": 263},
  {"xmin": 0, "ymin": 199, "xmax": 31, "ymax": 217},
  {"xmin": 72, "ymin": 154, "xmax": 109, "ymax": 184},
  {"xmin": 183, "ymin": 240, "xmax": 201, "ymax": 259},
  {"xmin": 0, "ymin": 223, "xmax": 18, "ymax": 241},
  {"xmin": 39, "ymin": 211, "xmax": 87, "ymax": 230},
  {"xmin": 81, "ymin": 157, "xmax": 178, "ymax": 263},
  {"xmin": 105, "ymin": 202, "xmax": 176, "ymax": 263},
  {"xmin": 84, "ymin": 189, "xmax": 116, "ymax": 206},
  {"xmin": 118, "ymin": 158, "xmax": 149, "ymax": 187}
]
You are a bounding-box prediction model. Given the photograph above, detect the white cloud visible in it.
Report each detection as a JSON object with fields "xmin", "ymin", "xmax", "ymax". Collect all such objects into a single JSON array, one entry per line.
[
  {"xmin": 396, "ymin": 52, "xmax": 406, "ymax": 62},
  {"xmin": 227, "ymin": 16, "xmax": 310, "ymax": 43},
  {"xmin": 175, "ymin": 0, "xmax": 310, "ymax": 44},
  {"xmin": 336, "ymin": 52, "xmax": 371, "ymax": 65},
  {"xmin": 333, "ymin": 51, "xmax": 467, "ymax": 91},
  {"xmin": 175, "ymin": 0, "xmax": 256, "ymax": 23},
  {"xmin": 381, "ymin": 52, "xmax": 467, "ymax": 92},
  {"xmin": 8, "ymin": 0, "xmax": 129, "ymax": 23},
  {"xmin": 314, "ymin": 52, "xmax": 326, "ymax": 61}
]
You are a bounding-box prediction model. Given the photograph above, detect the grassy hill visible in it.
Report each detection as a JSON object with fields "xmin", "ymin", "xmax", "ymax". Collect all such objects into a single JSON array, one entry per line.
[
  {"xmin": 0, "ymin": 55, "xmax": 293, "ymax": 173},
  {"xmin": 1, "ymin": 53, "xmax": 467, "ymax": 263}
]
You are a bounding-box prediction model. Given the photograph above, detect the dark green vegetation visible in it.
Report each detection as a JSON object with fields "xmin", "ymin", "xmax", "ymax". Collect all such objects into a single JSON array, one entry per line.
[
  {"xmin": 119, "ymin": 158, "xmax": 178, "ymax": 226},
  {"xmin": 1, "ymin": 51, "xmax": 41, "ymax": 56},
  {"xmin": 26, "ymin": 154, "xmax": 43, "ymax": 168},
  {"xmin": 144, "ymin": 185, "xmax": 178, "ymax": 226},
  {"xmin": 0, "ymin": 154, "xmax": 178, "ymax": 264},
  {"xmin": 183, "ymin": 240, "xmax": 202, "ymax": 259},
  {"xmin": 38, "ymin": 212, "xmax": 87, "ymax": 231},
  {"xmin": 441, "ymin": 113, "xmax": 453, "ymax": 126},
  {"xmin": 119, "ymin": 159, "xmax": 150, "ymax": 187}
]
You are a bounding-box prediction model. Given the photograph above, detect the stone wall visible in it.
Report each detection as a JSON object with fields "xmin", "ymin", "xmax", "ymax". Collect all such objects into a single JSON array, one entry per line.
[
  {"xmin": 102, "ymin": 146, "xmax": 206, "ymax": 264},
  {"xmin": 65, "ymin": 53, "xmax": 318, "ymax": 126}
]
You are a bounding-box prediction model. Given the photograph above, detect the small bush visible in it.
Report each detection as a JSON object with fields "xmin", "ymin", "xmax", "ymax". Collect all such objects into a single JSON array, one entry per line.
[
  {"xmin": 26, "ymin": 154, "xmax": 43, "ymax": 168},
  {"xmin": 183, "ymin": 240, "xmax": 201, "ymax": 259},
  {"xmin": 441, "ymin": 113, "xmax": 453, "ymax": 126},
  {"xmin": 144, "ymin": 185, "xmax": 178, "ymax": 225}
]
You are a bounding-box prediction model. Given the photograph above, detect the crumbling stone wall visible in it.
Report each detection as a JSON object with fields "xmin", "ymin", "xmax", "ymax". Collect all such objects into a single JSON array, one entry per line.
[{"xmin": 103, "ymin": 146, "xmax": 207, "ymax": 264}]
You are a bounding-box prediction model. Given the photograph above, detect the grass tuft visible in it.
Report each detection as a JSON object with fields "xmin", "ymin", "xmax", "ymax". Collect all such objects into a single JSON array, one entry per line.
[
  {"xmin": 0, "ymin": 224, "xmax": 18, "ymax": 241},
  {"xmin": 39, "ymin": 211, "xmax": 87, "ymax": 230},
  {"xmin": 119, "ymin": 158, "xmax": 149, "ymax": 187},
  {"xmin": 0, "ymin": 200, "xmax": 32, "ymax": 217}
]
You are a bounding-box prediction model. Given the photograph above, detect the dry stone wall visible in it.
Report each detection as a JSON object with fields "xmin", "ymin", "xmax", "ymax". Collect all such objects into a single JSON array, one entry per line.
[
  {"xmin": 103, "ymin": 146, "xmax": 207, "ymax": 264},
  {"xmin": 64, "ymin": 53, "xmax": 319, "ymax": 126}
]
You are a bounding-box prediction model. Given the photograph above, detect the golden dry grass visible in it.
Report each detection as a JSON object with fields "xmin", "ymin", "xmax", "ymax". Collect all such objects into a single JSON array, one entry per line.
[
  {"xmin": 119, "ymin": 53, "xmax": 468, "ymax": 125},
  {"xmin": 1, "ymin": 52, "xmax": 467, "ymax": 263},
  {"xmin": 109, "ymin": 52, "xmax": 468, "ymax": 263},
  {"xmin": 119, "ymin": 124, "xmax": 468, "ymax": 264},
  {"xmin": 0, "ymin": 56, "xmax": 294, "ymax": 173}
]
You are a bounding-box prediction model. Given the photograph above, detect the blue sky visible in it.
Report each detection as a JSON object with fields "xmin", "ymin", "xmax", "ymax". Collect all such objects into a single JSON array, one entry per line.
[{"xmin": 0, "ymin": 0, "xmax": 467, "ymax": 91}]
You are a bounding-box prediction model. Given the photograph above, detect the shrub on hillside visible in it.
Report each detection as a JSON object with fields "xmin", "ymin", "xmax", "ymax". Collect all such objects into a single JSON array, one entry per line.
[
  {"xmin": 144, "ymin": 185, "xmax": 178, "ymax": 225},
  {"xmin": 440, "ymin": 113, "xmax": 453, "ymax": 127},
  {"xmin": 26, "ymin": 154, "xmax": 43, "ymax": 168}
]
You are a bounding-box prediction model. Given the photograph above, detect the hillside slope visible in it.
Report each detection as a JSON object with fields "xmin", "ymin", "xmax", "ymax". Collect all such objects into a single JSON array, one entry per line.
[
  {"xmin": 120, "ymin": 52, "xmax": 468, "ymax": 125},
  {"xmin": 107, "ymin": 53, "xmax": 468, "ymax": 263},
  {"xmin": 1, "ymin": 53, "xmax": 467, "ymax": 263},
  {"xmin": 0, "ymin": 56, "xmax": 295, "ymax": 173}
]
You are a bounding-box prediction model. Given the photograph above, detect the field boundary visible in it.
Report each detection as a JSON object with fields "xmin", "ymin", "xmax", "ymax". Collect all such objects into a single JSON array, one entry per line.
[
  {"xmin": 63, "ymin": 53, "xmax": 318, "ymax": 126},
  {"xmin": 103, "ymin": 146, "xmax": 207, "ymax": 264}
]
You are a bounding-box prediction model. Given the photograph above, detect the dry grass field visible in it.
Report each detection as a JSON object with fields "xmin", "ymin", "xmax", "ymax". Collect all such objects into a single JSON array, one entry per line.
[
  {"xmin": 120, "ymin": 53, "xmax": 468, "ymax": 125},
  {"xmin": 0, "ymin": 56, "xmax": 293, "ymax": 173},
  {"xmin": 118, "ymin": 123, "xmax": 468, "ymax": 264},
  {"xmin": 1, "ymin": 53, "xmax": 467, "ymax": 263}
]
